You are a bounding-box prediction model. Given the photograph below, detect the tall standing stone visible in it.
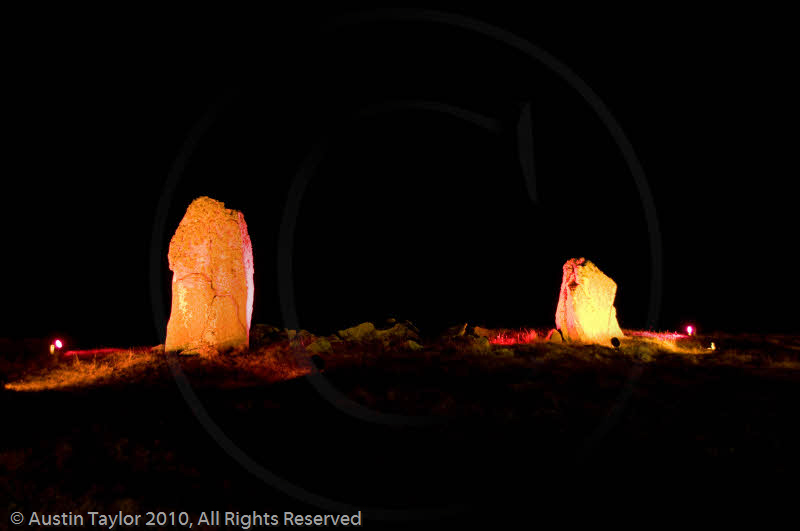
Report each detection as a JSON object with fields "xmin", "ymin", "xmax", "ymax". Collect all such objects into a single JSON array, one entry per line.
[
  {"xmin": 555, "ymin": 258, "xmax": 623, "ymax": 344},
  {"xmin": 165, "ymin": 197, "xmax": 254, "ymax": 354}
]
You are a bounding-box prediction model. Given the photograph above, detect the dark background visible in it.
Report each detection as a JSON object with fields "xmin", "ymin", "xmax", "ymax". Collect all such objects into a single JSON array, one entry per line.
[{"xmin": 4, "ymin": 7, "xmax": 796, "ymax": 349}]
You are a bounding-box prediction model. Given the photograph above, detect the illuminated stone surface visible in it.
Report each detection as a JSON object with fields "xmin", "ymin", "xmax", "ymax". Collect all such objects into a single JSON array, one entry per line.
[
  {"xmin": 546, "ymin": 329, "xmax": 564, "ymax": 343},
  {"xmin": 165, "ymin": 197, "xmax": 254, "ymax": 354},
  {"xmin": 555, "ymin": 258, "xmax": 623, "ymax": 344},
  {"xmin": 337, "ymin": 322, "xmax": 377, "ymax": 342}
]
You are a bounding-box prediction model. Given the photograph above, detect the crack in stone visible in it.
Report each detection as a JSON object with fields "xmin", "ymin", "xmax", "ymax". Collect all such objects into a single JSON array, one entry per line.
[{"xmin": 166, "ymin": 197, "xmax": 253, "ymax": 353}]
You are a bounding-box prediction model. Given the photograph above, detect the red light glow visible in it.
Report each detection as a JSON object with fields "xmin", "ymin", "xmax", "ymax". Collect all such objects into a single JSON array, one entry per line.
[
  {"xmin": 686, "ymin": 326, "xmax": 694, "ymax": 336},
  {"xmin": 490, "ymin": 329, "xmax": 538, "ymax": 346},
  {"xmin": 55, "ymin": 339, "xmax": 63, "ymax": 349}
]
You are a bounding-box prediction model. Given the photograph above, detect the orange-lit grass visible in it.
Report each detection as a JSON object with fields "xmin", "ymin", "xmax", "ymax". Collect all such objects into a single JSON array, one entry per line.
[
  {"xmin": 5, "ymin": 348, "xmax": 153, "ymax": 391},
  {"xmin": 4, "ymin": 343, "xmax": 313, "ymax": 392},
  {"xmin": 619, "ymin": 330, "xmax": 706, "ymax": 356},
  {"xmin": 6, "ymin": 330, "xmax": 800, "ymax": 392}
]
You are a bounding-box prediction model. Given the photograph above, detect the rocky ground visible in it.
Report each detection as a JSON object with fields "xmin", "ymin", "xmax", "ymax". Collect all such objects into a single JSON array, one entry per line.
[{"xmin": 2, "ymin": 321, "xmax": 800, "ymax": 527}]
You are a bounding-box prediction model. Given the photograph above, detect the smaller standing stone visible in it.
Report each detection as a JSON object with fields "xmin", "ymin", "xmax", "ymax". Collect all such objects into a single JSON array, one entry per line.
[{"xmin": 555, "ymin": 258, "xmax": 624, "ymax": 344}]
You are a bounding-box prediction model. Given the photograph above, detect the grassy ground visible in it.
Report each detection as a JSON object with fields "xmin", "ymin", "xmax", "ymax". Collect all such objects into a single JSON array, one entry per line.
[
  {"xmin": 2, "ymin": 326, "xmax": 800, "ymax": 527},
  {"xmin": 5, "ymin": 327, "xmax": 800, "ymax": 393}
]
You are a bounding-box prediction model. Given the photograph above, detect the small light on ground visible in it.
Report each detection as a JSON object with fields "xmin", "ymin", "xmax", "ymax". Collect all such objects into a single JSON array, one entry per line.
[
  {"xmin": 49, "ymin": 344, "xmax": 55, "ymax": 355},
  {"xmin": 708, "ymin": 342, "xmax": 716, "ymax": 350},
  {"xmin": 686, "ymin": 326, "xmax": 694, "ymax": 336},
  {"xmin": 55, "ymin": 339, "xmax": 63, "ymax": 349}
]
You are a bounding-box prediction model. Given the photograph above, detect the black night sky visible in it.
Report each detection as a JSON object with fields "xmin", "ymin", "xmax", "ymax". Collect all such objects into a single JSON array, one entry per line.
[{"xmin": 5, "ymin": 7, "xmax": 797, "ymax": 350}]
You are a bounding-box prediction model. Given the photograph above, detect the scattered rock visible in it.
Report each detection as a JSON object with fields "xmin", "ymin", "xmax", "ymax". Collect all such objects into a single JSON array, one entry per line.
[
  {"xmin": 555, "ymin": 258, "xmax": 624, "ymax": 345},
  {"xmin": 165, "ymin": 196, "xmax": 255, "ymax": 355},
  {"xmin": 473, "ymin": 326, "xmax": 492, "ymax": 338},
  {"xmin": 376, "ymin": 323, "xmax": 420, "ymax": 346},
  {"xmin": 338, "ymin": 322, "xmax": 377, "ymax": 341},
  {"xmin": 306, "ymin": 338, "xmax": 332, "ymax": 354},
  {"xmin": 406, "ymin": 340, "xmax": 424, "ymax": 351},
  {"xmin": 284, "ymin": 329, "xmax": 314, "ymax": 343},
  {"xmin": 546, "ymin": 329, "xmax": 564, "ymax": 343},
  {"xmin": 611, "ymin": 337, "xmax": 621, "ymax": 348}
]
